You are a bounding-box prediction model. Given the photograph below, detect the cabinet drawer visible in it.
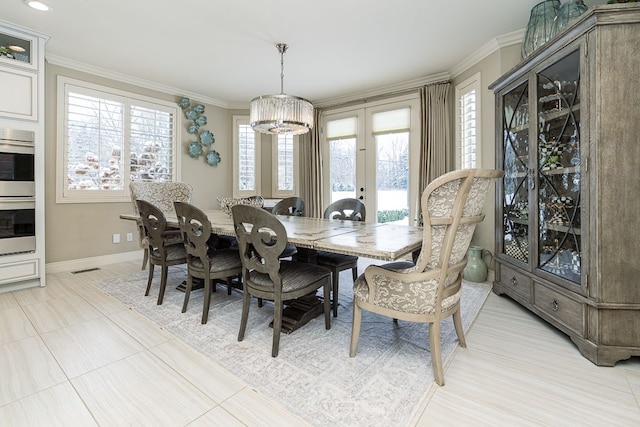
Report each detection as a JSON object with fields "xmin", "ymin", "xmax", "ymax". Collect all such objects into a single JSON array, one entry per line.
[
  {"xmin": 0, "ymin": 259, "xmax": 39, "ymax": 285},
  {"xmin": 534, "ymin": 283, "xmax": 583, "ymax": 335},
  {"xmin": 498, "ymin": 264, "xmax": 532, "ymax": 301}
]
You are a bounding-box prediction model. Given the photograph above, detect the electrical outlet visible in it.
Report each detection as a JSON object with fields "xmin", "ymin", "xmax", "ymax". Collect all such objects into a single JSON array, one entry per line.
[
  {"xmin": 112, "ymin": 233, "xmax": 120, "ymax": 244},
  {"xmin": 126, "ymin": 233, "xmax": 133, "ymax": 242}
]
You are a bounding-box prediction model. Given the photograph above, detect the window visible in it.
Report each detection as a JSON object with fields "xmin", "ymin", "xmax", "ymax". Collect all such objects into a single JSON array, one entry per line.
[
  {"xmin": 271, "ymin": 133, "xmax": 298, "ymax": 197},
  {"xmin": 56, "ymin": 76, "xmax": 179, "ymax": 203},
  {"xmin": 455, "ymin": 72, "xmax": 481, "ymax": 169},
  {"xmin": 232, "ymin": 115, "xmax": 261, "ymax": 197}
]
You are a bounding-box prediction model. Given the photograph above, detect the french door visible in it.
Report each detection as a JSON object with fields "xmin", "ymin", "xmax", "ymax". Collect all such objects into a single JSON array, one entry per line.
[{"xmin": 321, "ymin": 96, "xmax": 420, "ymax": 224}]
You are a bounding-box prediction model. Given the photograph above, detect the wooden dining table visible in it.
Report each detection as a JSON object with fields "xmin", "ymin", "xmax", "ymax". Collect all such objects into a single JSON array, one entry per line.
[{"xmin": 120, "ymin": 207, "xmax": 423, "ymax": 331}]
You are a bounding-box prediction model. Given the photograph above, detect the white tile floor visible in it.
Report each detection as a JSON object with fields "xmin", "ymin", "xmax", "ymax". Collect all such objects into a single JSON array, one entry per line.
[{"xmin": 1, "ymin": 260, "xmax": 639, "ymax": 426}]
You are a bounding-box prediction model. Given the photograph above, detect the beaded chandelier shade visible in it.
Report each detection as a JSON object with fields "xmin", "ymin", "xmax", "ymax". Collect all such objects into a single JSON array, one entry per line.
[{"xmin": 250, "ymin": 44, "xmax": 314, "ymax": 135}]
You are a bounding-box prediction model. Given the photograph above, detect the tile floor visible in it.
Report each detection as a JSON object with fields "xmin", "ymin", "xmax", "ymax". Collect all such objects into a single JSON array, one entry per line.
[{"xmin": 1, "ymin": 260, "xmax": 639, "ymax": 426}]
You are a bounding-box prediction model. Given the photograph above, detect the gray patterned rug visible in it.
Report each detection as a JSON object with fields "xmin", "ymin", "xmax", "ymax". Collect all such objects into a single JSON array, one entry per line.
[{"xmin": 92, "ymin": 259, "xmax": 491, "ymax": 427}]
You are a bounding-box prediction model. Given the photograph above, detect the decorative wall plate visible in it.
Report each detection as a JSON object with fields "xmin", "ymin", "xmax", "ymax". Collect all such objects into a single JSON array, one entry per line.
[
  {"xmin": 187, "ymin": 141, "xmax": 203, "ymax": 158},
  {"xmin": 200, "ymin": 130, "xmax": 214, "ymax": 146},
  {"xmin": 206, "ymin": 150, "xmax": 221, "ymax": 166}
]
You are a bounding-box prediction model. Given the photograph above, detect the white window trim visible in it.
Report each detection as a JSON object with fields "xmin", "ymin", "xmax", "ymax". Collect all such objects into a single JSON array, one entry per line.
[
  {"xmin": 455, "ymin": 72, "xmax": 482, "ymax": 169},
  {"xmin": 56, "ymin": 76, "xmax": 180, "ymax": 204},
  {"xmin": 271, "ymin": 134, "xmax": 299, "ymax": 198},
  {"xmin": 232, "ymin": 115, "xmax": 261, "ymax": 198}
]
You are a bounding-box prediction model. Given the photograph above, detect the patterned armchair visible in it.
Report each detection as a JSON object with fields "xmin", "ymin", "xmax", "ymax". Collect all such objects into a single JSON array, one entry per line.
[
  {"xmin": 349, "ymin": 169, "xmax": 503, "ymax": 386},
  {"xmin": 129, "ymin": 182, "xmax": 193, "ymax": 269}
]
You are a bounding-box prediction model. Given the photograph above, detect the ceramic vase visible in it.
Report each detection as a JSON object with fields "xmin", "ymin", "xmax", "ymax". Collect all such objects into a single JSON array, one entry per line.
[
  {"xmin": 463, "ymin": 246, "xmax": 492, "ymax": 283},
  {"xmin": 522, "ymin": 0, "xmax": 562, "ymax": 59}
]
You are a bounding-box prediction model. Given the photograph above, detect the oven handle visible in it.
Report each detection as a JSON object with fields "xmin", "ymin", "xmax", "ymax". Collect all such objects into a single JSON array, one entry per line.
[
  {"xmin": 0, "ymin": 141, "xmax": 35, "ymax": 154},
  {"xmin": 0, "ymin": 197, "xmax": 35, "ymax": 209}
]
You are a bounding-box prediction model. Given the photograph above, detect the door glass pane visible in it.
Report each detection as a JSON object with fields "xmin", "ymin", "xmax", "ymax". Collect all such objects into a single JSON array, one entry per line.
[
  {"xmin": 503, "ymin": 81, "xmax": 530, "ymax": 263},
  {"xmin": 329, "ymin": 138, "xmax": 356, "ymax": 202},
  {"xmin": 376, "ymin": 132, "xmax": 409, "ymax": 224},
  {"xmin": 537, "ymin": 49, "xmax": 581, "ymax": 283}
]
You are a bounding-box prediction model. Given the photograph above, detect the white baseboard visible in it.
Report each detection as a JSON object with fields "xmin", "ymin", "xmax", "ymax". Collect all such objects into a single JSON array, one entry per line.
[{"xmin": 45, "ymin": 250, "xmax": 144, "ymax": 274}]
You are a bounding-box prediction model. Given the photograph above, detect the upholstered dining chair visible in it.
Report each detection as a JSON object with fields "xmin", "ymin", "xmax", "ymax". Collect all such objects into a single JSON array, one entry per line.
[
  {"xmin": 231, "ymin": 204, "xmax": 331, "ymax": 357},
  {"xmin": 349, "ymin": 168, "xmax": 503, "ymax": 386},
  {"xmin": 136, "ymin": 199, "xmax": 188, "ymax": 305},
  {"xmin": 270, "ymin": 196, "xmax": 305, "ymax": 259},
  {"xmin": 315, "ymin": 198, "xmax": 366, "ymax": 317},
  {"xmin": 129, "ymin": 182, "xmax": 193, "ymax": 269},
  {"xmin": 174, "ymin": 201, "xmax": 243, "ymax": 324}
]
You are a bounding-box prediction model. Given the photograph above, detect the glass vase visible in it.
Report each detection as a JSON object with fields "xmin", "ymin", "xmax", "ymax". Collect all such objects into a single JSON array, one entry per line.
[
  {"xmin": 521, "ymin": 0, "xmax": 561, "ymax": 59},
  {"xmin": 551, "ymin": 0, "xmax": 588, "ymax": 36}
]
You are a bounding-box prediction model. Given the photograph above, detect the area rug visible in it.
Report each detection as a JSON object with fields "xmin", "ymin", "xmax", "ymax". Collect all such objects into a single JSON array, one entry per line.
[{"xmin": 92, "ymin": 259, "xmax": 491, "ymax": 427}]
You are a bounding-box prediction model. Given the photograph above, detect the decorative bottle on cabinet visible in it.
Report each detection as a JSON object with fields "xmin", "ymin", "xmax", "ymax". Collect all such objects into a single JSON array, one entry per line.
[{"xmin": 490, "ymin": 3, "xmax": 640, "ymax": 366}]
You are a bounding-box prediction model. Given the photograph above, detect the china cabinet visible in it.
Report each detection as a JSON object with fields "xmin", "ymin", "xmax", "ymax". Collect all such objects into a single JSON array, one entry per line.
[{"xmin": 490, "ymin": 4, "xmax": 640, "ymax": 366}]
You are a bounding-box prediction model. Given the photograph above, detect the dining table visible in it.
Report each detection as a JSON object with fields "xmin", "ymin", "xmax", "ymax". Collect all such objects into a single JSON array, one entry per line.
[
  {"xmin": 120, "ymin": 208, "xmax": 423, "ymax": 262},
  {"xmin": 120, "ymin": 207, "xmax": 424, "ymax": 332}
]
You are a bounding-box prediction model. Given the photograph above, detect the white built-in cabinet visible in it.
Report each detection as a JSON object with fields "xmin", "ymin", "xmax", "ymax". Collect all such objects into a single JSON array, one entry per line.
[{"xmin": 0, "ymin": 20, "xmax": 48, "ymax": 291}]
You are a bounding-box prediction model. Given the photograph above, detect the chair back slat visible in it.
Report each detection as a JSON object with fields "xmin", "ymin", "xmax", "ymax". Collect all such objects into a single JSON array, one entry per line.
[
  {"xmin": 323, "ymin": 198, "xmax": 366, "ymax": 222},
  {"xmin": 174, "ymin": 201, "xmax": 213, "ymax": 268},
  {"xmin": 272, "ymin": 197, "xmax": 305, "ymax": 216},
  {"xmin": 232, "ymin": 204, "xmax": 288, "ymax": 289},
  {"xmin": 136, "ymin": 199, "xmax": 169, "ymax": 252}
]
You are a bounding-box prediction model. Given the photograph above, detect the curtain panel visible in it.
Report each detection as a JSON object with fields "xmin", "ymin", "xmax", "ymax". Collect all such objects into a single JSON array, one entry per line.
[
  {"xmin": 299, "ymin": 109, "xmax": 324, "ymax": 218},
  {"xmin": 419, "ymin": 82, "xmax": 452, "ymax": 194}
]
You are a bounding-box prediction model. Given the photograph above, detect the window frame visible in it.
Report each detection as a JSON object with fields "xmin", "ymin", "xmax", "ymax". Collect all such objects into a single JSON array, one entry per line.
[
  {"xmin": 56, "ymin": 76, "xmax": 180, "ymax": 204},
  {"xmin": 271, "ymin": 133, "xmax": 299, "ymax": 198},
  {"xmin": 232, "ymin": 115, "xmax": 261, "ymax": 198},
  {"xmin": 455, "ymin": 72, "xmax": 482, "ymax": 169}
]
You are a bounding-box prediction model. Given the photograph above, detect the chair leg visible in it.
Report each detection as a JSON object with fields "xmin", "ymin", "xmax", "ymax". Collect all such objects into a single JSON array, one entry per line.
[
  {"xmin": 323, "ymin": 280, "xmax": 331, "ymax": 330},
  {"xmin": 182, "ymin": 274, "xmax": 193, "ymax": 313},
  {"xmin": 227, "ymin": 277, "xmax": 233, "ymax": 295},
  {"xmin": 141, "ymin": 248, "xmax": 149, "ymax": 270},
  {"xmin": 238, "ymin": 290, "xmax": 251, "ymax": 341},
  {"xmin": 332, "ymin": 269, "xmax": 339, "ymax": 317},
  {"xmin": 351, "ymin": 266, "xmax": 358, "ymax": 281},
  {"xmin": 258, "ymin": 298, "xmax": 263, "ymax": 308},
  {"xmin": 453, "ymin": 308, "xmax": 467, "ymax": 348},
  {"xmin": 429, "ymin": 321, "xmax": 445, "ymax": 386},
  {"xmin": 349, "ymin": 300, "xmax": 362, "ymax": 357},
  {"xmin": 157, "ymin": 265, "xmax": 168, "ymax": 305},
  {"xmin": 202, "ymin": 279, "xmax": 212, "ymax": 324},
  {"xmin": 145, "ymin": 263, "xmax": 155, "ymax": 296},
  {"xmin": 272, "ymin": 299, "xmax": 283, "ymax": 357}
]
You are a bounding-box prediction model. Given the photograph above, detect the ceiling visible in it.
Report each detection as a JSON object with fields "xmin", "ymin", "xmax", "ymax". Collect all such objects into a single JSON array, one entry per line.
[{"xmin": 0, "ymin": 0, "xmax": 602, "ymax": 108}]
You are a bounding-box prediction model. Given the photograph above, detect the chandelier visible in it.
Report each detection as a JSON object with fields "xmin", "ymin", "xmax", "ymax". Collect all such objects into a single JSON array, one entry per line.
[{"xmin": 250, "ymin": 44, "xmax": 314, "ymax": 135}]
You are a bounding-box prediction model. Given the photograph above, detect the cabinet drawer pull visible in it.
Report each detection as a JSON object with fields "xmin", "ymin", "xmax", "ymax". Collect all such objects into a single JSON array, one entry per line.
[
  {"xmin": 550, "ymin": 299, "xmax": 559, "ymax": 311},
  {"xmin": 510, "ymin": 276, "xmax": 518, "ymax": 286}
]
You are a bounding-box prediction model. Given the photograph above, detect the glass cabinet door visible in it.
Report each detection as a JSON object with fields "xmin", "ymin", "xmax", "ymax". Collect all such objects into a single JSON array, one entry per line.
[
  {"xmin": 536, "ymin": 49, "xmax": 581, "ymax": 283},
  {"xmin": 502, "ymin": 81, "xmax": 530, "ymax": 264}
]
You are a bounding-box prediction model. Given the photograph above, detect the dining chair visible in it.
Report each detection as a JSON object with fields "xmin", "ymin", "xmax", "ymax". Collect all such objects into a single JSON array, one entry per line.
[
  {"xmin": 174, "ymin": 201, "xmax": 243, "ymax": 324},
  {"xmin": 315, "ymin": 198, "xmax": 366, "ymax": 317},
  {"xmin": 270, "ymin": 196, "xmax": 305, "ymax": 258},
  {"xmin": 136, "ymin": 199, "xmax": 188, "ymax": 305},
  {"xmin": 349, "ymin": 168, "xmax": 503, "ymax": 386},
  {"xmin": 231, "ymin": 204, "xmax": 331, "ymax": 357},
  {"xmin": 129, "ymin": 182, "xmax": 193, "ymax": 269}
]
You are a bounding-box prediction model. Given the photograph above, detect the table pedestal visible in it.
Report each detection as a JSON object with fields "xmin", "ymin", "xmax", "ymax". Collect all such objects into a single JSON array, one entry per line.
[{"xmin": 269, "ymin": 292, "xmax": 325, "ymax": 334}]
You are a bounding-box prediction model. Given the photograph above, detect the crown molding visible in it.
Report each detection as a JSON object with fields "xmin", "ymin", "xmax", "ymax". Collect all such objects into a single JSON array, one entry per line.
[
  {"xmin": 450, "ymin": 29, "xmax": 525, "ymax": 78},
  {"xmin": 312, "ymin": 72, "xmax": 451, "ymax": 109},
  {"xmin": 46, "ymin": 53, "xmax": 231, "ymax": 109}
]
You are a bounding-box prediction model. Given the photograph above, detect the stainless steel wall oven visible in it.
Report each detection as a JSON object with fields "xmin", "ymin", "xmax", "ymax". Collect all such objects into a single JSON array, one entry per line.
[{"xmin": 0, "ymin": 128, "xmax": 35, "ymax": 256}]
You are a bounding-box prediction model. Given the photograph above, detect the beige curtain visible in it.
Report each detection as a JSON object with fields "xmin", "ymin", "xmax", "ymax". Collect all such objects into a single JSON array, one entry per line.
[
  {"xmin": 419, "ymin": 82, "xmax": 452, "ymax": 194},
  {"xmin": 299, "ymin": 109, "xmax": 324, "ymax": 218}
]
